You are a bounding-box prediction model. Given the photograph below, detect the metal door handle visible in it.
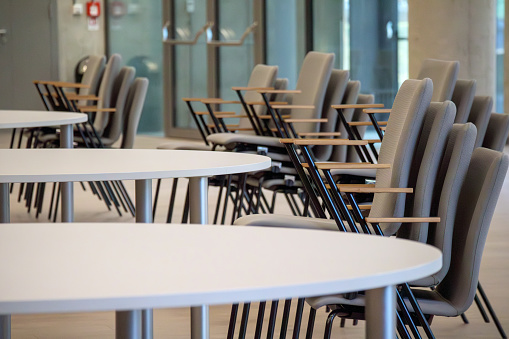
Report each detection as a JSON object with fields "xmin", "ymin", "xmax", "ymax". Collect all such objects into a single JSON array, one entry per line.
[
  {"xmin": 207, "ymin": 22, "xmax": 258, "ymax": 46},
  {"xmin": 163, "ymin": 22, "xmax": 213, "ymax": 45}
]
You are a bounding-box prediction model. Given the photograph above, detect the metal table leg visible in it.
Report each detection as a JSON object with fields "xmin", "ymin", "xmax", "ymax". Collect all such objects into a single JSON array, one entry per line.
[
  {"xmin": 60, "ymin": 124, "xmax": 73, "ymax": 222},
  {"xmin": 365, "ymin": 286, "xmax": 396, "ymax": 339},
  {"xmin": 116, "ymin": 179, "xmax": 153, "ymax": 339},
  {"xmin": 0, "ymin": 182, "xmax": 10, "ymax": 339},
  {"xmin": 189, "ymin": 177, "xmax": 209, "ymax": 339}
]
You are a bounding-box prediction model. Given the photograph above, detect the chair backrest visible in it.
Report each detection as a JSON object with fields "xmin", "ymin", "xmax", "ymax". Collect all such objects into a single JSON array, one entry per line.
[
  {"xmin": 435, "ymin": 147, "xmax": 508, "ymax": 314},
  {"xmin": 238, "ymin": 64, "xmax": 278, "ymax": 129},
  {"xmin": 93, "ymin": 54, "xmax": 122, "ymax": 135},
  {"xmin": 330, "ymin": 80, "xmax": 361, "ymax": 162},
  {"xmin": 346, "ymin": 94, "xmax": 375, "ymax": 163},
  {"xmin": 482, "ymin": 113, "xmax": 509, "ymax": 152},
  {"xmin": 313, "ymin": 69, "xmax": 349, "ymax": 161},
  {"xmin": 368, "ymin": 78, "xmax": 433, "ymax": 236},
  {"xmin": 286, "ymin": 51, "xmax": 334, "ymax": 135},
  {"xmin": 398, "ymin": 101, "xmax": 456, "ymax": 243},
  {"xmin": 451, "ymin": 79, "xmax": 476, "ymax": 123},
  {"xmin": 78, "ymin": 55, "xmax": 106, "ymax": 97},
  {"xmin": 120, "ymin": 78, "xmax": 149, "ymax": 149},
  {"xmin": 417, "ymin": 58, "xmax": 459, "ymax": 102},
  {"xmin": 101, "ymin": 67, "xmax": 136, "ymax": 145},
  {"xmin": 467, "ymin": 95, "xmax": 493, "ymax": 148}
]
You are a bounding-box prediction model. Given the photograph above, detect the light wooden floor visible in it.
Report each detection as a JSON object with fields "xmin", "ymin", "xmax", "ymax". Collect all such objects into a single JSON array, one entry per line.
[{"xmin": 4, "ymin": 133, "xmax": 509, "ymax": 338}]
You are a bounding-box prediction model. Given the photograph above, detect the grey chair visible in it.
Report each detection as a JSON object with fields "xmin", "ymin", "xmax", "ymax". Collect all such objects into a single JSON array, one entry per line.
[
  {"xmin": 330, "ymin": 80, "xmax": 361, "ymax": 162},
  {"xmin": 345, "ymin": 94, "xmax": 375, "ymax": 163},
  {"xmin": 99, "ymin": 67, "xmax": 136, "ymax": 147},
  {"xmin": 91, "ymin": 53, "xmax": 123, "ymax": 137},
  {"xmin": 307, "ymin": 147, "xmax": 508, "ymax": 339},
  {"xmin": 482, "ymin": 113, "xmax": 509, "ymax": 152},
  {"xmin": 451, "ymin": 79, "xmax": 477, "ymax": 123},
  {"xmin": 417, "ymin": 58, "xmax": 459, "ymax": 101},
  {"xmin": 120, "ymin": 77, "xmax": 149, "ymax": 149},
  {"xmin": 467, "ymin": 95, "xmax": 493, "ymax": 148}
]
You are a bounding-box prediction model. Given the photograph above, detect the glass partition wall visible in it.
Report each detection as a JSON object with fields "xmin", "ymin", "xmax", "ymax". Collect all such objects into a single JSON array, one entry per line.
[{"xmin": 106, "ymin": 0, "xmax": 411, "ymax": 138}]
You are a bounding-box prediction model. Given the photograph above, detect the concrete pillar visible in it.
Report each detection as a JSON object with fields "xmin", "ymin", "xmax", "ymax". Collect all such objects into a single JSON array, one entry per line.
[{"xmin": 408, "ymin": 0, "xmax": 496, "ymax": 101}]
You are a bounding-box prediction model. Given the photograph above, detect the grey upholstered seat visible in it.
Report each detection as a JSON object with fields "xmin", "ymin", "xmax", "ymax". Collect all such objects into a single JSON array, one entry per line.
[
  {"xmin": 482, "ymin": 113, "xmax": 509, "ymax": 152},
  {"xmin": 451, "ymin": 79, "xmax": 477, "ymax": 123},
  {"xmin": 92, "ymin": 54, "xmax": 122, "ymax": 136},
  {"xmin": 307, "ymin": 147, "xmax": 508, "ymax": 320},
  {"xmin": 417, "ymin": 58, "xmax": 459, "ymax": 101},
  {"xmin": 207, "ymin": 51, "xmax": 334, "ymax": 148},
  {"xmin": 120, "ymin": 78, "xmax": 149, "ymax": 149},
  {"xmin": 330, "ymin": 81, "xmax": 361, "ymax": 162},
  {"xmin": 467, "ymin": 95, "xmax": 493, "ymax": 148}
]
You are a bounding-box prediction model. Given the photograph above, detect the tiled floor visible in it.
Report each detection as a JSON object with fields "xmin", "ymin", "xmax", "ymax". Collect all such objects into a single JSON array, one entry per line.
[{"xmin": 4, "ymin": 133, "xmax": 509, "ymax": 338}]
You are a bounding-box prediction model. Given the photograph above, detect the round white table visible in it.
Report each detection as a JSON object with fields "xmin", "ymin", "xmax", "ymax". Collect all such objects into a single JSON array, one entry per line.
[
  {"xmin": 0, "ymin": 110, "xmax": 88, "ymax": 222},
  {"xmin": 0, "ymin": 223, "xmax": 442, "ymax": 339},
  {"xmin": 0, "ymin": 148, "xmax": 271, "ymax": 339}
]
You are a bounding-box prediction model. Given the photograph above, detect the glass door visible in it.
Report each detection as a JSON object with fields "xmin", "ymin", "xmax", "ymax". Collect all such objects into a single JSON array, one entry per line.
[{"xmin": 164, "ymin": 0, "xmax": 261, "ymax": 138}]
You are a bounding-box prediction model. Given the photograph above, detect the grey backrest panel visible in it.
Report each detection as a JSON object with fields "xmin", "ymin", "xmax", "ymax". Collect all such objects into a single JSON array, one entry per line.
[
  {"xmin": 121, "ymin": 78, "xmax": 149, "ymax": 149},
  {"xmin": 451, "ymin": 79, "xmax": 476, "ymax": 123},
  {"xmin": 313, "ymin": 69, "xmax": 349, "ymax": 161},
  {"xmin": 238, "ymin": 64, "xmax": 278, "ymax": 129},
  {"xmin": 417, "ymin": 58, "xmax": 459, "ymax": 102},
  {"xmin": 93, "ymin": 54, "xmax": 122, "ymax": 135},
  {"xmin": 330, "ymin": 81, "xmax": 361, "ymax": 162},
  {"xmin": 482, "ymin": 113, "xmax": 509, "ymax": 152},
  {"xmin": 467, "ymin": 95, "xmax": 493, "ymax": 148},
  {"xmin": 288, "ymin": 51, "xmax": 334, "ymax": 134},
  {"xmin": 436, "ymin": 147, "xmax": 508, "ymax": 314},
  {"xmin": 346, "ymin": 94, "xmax": 375, "ymax": 163},
  {"xmin": 369, "ymin": 78, "xmax": 433, "ymax": 236},
  {"xmin": 398, "ymin": 101, "xmax": 455, "ymax": 243}
]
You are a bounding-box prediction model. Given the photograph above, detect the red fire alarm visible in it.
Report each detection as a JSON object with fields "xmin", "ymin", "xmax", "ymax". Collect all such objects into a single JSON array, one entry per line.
[{"xmin": 86, "ymin": 1, "xmax": 101, "ymax": 18}]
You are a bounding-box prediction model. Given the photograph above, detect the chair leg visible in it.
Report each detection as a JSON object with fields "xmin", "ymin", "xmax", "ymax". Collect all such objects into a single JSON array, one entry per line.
[
  {"xmin": 323, "ymin": 309, "xmax": 343, "ymax": 339},
  {"xmin": 166, "ymin": 178, "xmax": 179, "ymax": 223},
  {"xmin": 474, "ymin": 293, "xmax": 490, "ymax": 323},
  {"xmin": 477, "ymin": 281, "xmax": 507, "ymax": 338},
  {"xmin": 266, "ymin": 300, "xmax": 279, "ymax": 339},
  {"xmin": 238, "ymin": 303, "xmax": 250, "ymax": 339},
  {"xmin": 460, "ymin": 313, "xmax": 469, "ymax": 324},
  {"xmin": 226, "ymin": 304, "xmax": 239, "ymax": 339},
  {"xmin": 279, "ymin": 299, "xmax": 292, "ymax": 339},
  {"xmin": 254, "ymin": 301, "xmax": 266, "ymax": 339},
  {"xmin": 152, "ymin": 179, "xmax": 161, "ymax": 220},
  {"xmin": 305, "ymin": 307, "xmax": 316, "ymax": 339},
  {"xmin": 213, "ymin": 178, "xmax": 225, "ymax": 224},
  {"xmin": 292, "ymin": 298, "xmax": 305, "ymax": 339}
]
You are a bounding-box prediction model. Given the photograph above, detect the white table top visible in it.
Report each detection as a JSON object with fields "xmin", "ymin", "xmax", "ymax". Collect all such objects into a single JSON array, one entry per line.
[
  {"xmin": 0, "ymin": 110, "xmax": 87, "ymax": 129},
  {"xmin": 0, "ymin": 149, "xmax": 271, "ymax": 182},
  {"xmin": 0, "ymin": 223, "xmax": 442, "ymax": 314}
]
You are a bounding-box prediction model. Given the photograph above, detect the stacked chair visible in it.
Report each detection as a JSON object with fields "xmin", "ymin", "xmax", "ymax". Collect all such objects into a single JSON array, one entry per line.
[{"xmin": 16, "ymin": 54, "xmax": 149, "ymax": 221}]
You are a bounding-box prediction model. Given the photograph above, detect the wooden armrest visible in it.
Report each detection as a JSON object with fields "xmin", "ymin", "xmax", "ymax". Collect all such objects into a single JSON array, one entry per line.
[
  {"xmin": 244, "ymin": 101, "xmax": 288, "ymax": 106},
  {"xmin": 258, "ymin": 115, "xmax": 290, "ymax": 120},
  {"xmin": 347, "ymin": 204, "xmax": 372, "ymax": 210},
  {"xmin": 66, "ymin": 94, "xmax": 99, "ymax": 101},
  {"xmin": 215, "ymin": 114, "xmax": 245, "ymax": 118},
  {"xmin": 257, "ymin": 89, "xmax": 302, "ymax": 94},
  {"xmin": 281, "ymin": 138, "xmax": 368, "ymax": 146},
  {"xmin": 332, "ymin": 103, "xmax": 384, "ymax": 109},
  {"xmin": 365, "ymin": 217, "xmax": 440, "ymax": 223},
  {"xmin": 182, "ymin": 97, "xmax": 208, "ymax": 102},
  {"xmin": 285, "ymin": 118, "xmax": 325, "ymax": 123},
  {"xmin": 207, "ymin": 124, "xmax": 239, "ymax": 129},
  {"xmin": 272, "ymin": 105, "xmax": 314, "ymax": 110},
  {"xmin": 200, "ymin": 98, "xmax": 225, "ymax": 104},
  {"xmin": 229, "ymin": 127, "xmax": 255, "ymax": 131},
  {"xmin": 363, "ymin": 109, "xmax": 392, "ymax": 114},
  {"xmin": 195, "ymin": 111, "xmax": 236, "ymax": 116},
  {"xmin": 34, "ymin": 80, "xmax": 90, "ymax": 89},
  {"xmin": 349, "ymin": 121, "xmax": 388, "ymax": 126},
  {"xmin": 365, "ymin": 139, "xmax": 382, "ymax": 144},
  {"xmin": 231, "ymin": 86, "xmax": 274, "ymax": 91},
  {"xmin": 380, "ymin": 127, "xmax": 386, "ymax": 131},
  {"xmin": 337, "ymin": 185, "xmax": 413, "ymax": 193},
  {"xmin": 299, "ymin": 132, "xmax": 342, "ymax": 137},
  {"xmin": 303, "ymin": 162, "xmax": 390, "ymax": 170},
  {"xmin": 79, "ymin": 107, "xmax": 116, "ymax": 113}
]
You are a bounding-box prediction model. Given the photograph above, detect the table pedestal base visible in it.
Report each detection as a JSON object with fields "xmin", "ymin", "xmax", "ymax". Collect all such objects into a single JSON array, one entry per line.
[{"xmin": 365, "ymin": 286, "xmax": 396, "ymax": 339}]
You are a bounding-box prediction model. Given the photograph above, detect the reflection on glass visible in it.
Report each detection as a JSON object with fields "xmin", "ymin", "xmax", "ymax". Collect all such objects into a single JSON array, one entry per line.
[
  {"xmin": 496, "ymin": 0, "xmax": 504, "ymax": 111},
  {"xmin": 397, "ymin": 0, "xmax": 409, "ymax": 88},
  {"xmin": 218, "ymin": 0, "xmax": 254, "ymax": 105},
  {"xmin": 107, "ymin": 0, "xmax": 164, "ymax": 135},
  {"xmin": 313, "ymin": 1, "xmax": 342, "ymax": 69},
  {"xmin": 173, "ymin": 0, "xmax": 208, "ymax": 129}
]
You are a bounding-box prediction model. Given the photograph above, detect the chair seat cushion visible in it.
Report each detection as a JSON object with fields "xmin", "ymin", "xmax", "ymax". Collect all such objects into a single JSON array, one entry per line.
[{"xmin": 207, "ymin": 133, "xmax": 283, "ymax": 148}]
